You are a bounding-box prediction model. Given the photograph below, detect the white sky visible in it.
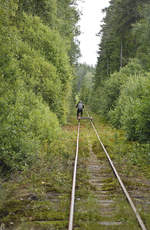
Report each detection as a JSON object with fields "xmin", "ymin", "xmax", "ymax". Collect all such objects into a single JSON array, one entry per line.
[{"xmin": 77, "ymin": 0, "xmax": 110, "ymax": 66}]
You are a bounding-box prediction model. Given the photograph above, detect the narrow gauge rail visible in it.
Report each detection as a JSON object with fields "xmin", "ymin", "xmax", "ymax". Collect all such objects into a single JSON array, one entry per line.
[{"xmin": 68, "ymin": 112, "xmax": 147, "ymax": 230}]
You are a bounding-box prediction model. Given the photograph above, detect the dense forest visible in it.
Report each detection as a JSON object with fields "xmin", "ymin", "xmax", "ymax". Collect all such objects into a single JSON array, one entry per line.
[
  {"xmin": 0, "ymin": 0, "xmax": 80, "ymax": 172},
  {"xmin": 91, "ymin": 0, "xmax": 150, "ymax": 142},
  {"xmin": 73, "ymin": 63, "xmax": 95, "ymax": 104}
]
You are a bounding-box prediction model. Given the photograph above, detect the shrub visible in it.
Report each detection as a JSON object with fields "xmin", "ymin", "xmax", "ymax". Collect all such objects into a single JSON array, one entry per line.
[
  {"xmin": 110, "ymin": 73, "xmax": 150, "ymax": 141},
  {"xmin": 16, "ymin": 14, "xmax": 72, "ymax": 123},
  {"xmin": 0, "ymin": 79, "xmax": 60, "ymax": 171},
  {"xmin": 92, "ymin": 59, "xmax": 143, "ymax": 118},
  {"xmin": 0, "ymin": 2, "xmax": 74, "ymax": 173}
]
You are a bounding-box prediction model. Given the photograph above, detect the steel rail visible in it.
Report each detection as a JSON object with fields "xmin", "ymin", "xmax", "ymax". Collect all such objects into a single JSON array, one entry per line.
[
  {"xmin": 68, "ymin": 121, "xmax": 80, "ymax": 230},
  {"xmin": 87, "ymin": 111, "xmax": 147, "ymax": 230}
]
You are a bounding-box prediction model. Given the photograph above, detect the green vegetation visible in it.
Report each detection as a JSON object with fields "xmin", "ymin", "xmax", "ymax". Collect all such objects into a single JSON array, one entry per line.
[
  {"xmin": 0, "ymin": 124, "xmax": 76, "ymax": 229},
  {"xmin": 73, "ymin": 63, "xmax": 95, "ymax": 104},
  {"xmin": 0, "ymin": 112, "xmax": 149, "ymax": 229},
  {"xmin": 0, "ymin": 0, "xmax": 79, "ymax": 171},
  {"xmin": 0, "ymin": 0, "xmax": 150, "ymax": 229},
  {"xmin": 91, "ymin": 0, "xmax": 150, "ymax": 144}
]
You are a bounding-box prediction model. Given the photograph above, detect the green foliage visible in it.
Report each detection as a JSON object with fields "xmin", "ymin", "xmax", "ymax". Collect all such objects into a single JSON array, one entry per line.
[
  {"xmin": 91, "ymin": 55, "xmax": 150, "ymax": 142},
  {"xmin": 109, "ymin": 72, "xmax": 150, "ymax": 141},
  {"xmin": 73, "ymin": 64, "xmax": 95, "ymax": 105},
  {"xmin": 92, "ymin": 0, "xmax": 150, "ymax": 142},
  {"xmin": 132, "ymin": 81, "xmax": 150, "ymax": 141},
  {"xmin": 94, "ymin": 0, "xmax": 150, "ymax": 86},
  {"xmin": 0, "ymin": 0, "xmax": 80, "ymax": 172},
  {"xmin": 17, "ymin": 0, "xmax": 57, "ymax": 27},
  {"xmin": 91, "ymin": 59, "xmax": 143, "ymax": 116},
  {"xmin": 80, "ymin": 71, "xmax": 94, "ymax": 104},
  {"xmin": 0, "ymin": 78, "xmax": 61, "ymax": 171},
  {"xmin": 132, "ymin": 4, "xmax": 150, "ymax": 71},
  {"xmin": 15, "ymin": 14, "xmax": 72, "ymax": 122},
  {"xmin": 17, "ymin": 0, "xmax": 80, "ymax": 64}
]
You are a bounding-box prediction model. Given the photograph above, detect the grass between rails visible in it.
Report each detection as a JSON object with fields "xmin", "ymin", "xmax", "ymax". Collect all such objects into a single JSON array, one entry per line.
[
  {"xmin": 90, "ymin": 113, "xmax": 150, "ymax": 229},
  {"xmin": 72, "ymin": 117, "xmax": 139, "ymax": 230},
  {"xmin": 0, "ymin": 112, "xmax": 150, "ymax": 229}
]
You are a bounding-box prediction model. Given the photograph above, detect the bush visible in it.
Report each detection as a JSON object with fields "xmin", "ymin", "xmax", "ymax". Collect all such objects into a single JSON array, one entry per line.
[
  {"xmin": 16, "ymin": 14, "xmax": 72, "ymax": 123},
  {"xmin": 0, "ymin": 1, "xmax": 74, "ymax": 173},
  {"xmin": 0, "ymin": 79, "xmax": 61, "ymax": 171},
  {"xmin": 91, "ymin": 59, "xmax": 143, "ymax": 118},
  {"xmin": 110, "ymin": 73, "xmax": 150, "ymax": 141}
]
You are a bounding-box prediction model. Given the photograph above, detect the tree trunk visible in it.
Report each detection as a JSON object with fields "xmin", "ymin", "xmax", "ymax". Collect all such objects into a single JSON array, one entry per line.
[
  {"xmin": 107, "ymin": 58, "xmax": 109, "ymax": 76},
  {"xmin": 120, "ymin": 40, "xmax": 123, "ymax": 69}
]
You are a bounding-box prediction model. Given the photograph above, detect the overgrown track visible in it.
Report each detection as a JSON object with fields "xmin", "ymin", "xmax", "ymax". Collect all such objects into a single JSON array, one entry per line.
[{"xmin": 68, "ymin": 112, "xmax": 147, "ymax": 230}]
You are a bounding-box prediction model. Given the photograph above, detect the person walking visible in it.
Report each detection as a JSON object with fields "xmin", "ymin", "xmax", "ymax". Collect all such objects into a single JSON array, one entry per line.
[{"xmin": 76, "ymin": 101, "xmax": 84, "ymax": 119}]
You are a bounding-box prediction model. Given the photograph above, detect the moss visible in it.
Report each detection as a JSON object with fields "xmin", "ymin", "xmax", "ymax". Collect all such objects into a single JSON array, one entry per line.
[
  {"xmin": 141, "ymin": 212, "xmax": 150, "ymax": 229},
  {"xmin": 29, "ymin": 211, "xmax": 66, "ymax": 221},
  {"xmin": 101, "ymin": 178, "xmax": 119, "ymax": 192},
  {"xmin": 13, "ymin": 220, "xmax": 68, "ymax": 230},
  {"xmin": 0, "ymin": 199, "xmax": 30, "ymax": 225},
  {"xmin": 0, "ymin": 113, "xmax": 150, "ymax": 230},
  {"xmin": 0, "ymin": 199, "xmax": 68, "ymax": 228}
]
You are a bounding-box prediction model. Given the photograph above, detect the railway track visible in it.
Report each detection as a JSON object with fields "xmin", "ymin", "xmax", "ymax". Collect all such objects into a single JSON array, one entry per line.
[{"xmin": 68, "ymin": 112, "xmax": 147, "ymax": 230}]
